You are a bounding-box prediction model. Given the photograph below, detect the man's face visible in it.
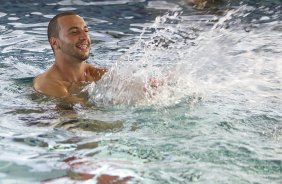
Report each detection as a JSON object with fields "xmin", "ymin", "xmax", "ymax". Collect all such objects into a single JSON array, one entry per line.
[{"xmin": 56, "ymin": 15, "xmax": 91, "ymax": 62}]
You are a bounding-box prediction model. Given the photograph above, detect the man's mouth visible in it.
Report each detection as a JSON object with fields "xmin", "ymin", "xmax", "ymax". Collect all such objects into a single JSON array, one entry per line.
[{"xmin": 76, "ymin": 43, "xmax": 89, "ymax": 51}]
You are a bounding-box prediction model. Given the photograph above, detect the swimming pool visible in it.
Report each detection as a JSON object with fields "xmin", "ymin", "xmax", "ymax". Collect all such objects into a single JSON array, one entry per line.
[{"xmin": 0, "ymin": 0, "xmax": 281, "ymax": 183}]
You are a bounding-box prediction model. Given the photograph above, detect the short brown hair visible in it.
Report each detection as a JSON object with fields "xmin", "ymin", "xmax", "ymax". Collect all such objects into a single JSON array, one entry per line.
[{"xmin": 47, "ymin": 11, "xmax": 78, "ymax": 42}]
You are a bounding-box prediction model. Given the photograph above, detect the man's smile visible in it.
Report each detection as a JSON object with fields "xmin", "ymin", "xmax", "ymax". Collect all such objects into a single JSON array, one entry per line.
[{"xmin": 76, "ymin": 42, "xmax": 90, "ymax": 52}]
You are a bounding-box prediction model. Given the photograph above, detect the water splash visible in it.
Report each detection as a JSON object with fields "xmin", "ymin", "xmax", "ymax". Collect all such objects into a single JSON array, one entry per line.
[
  {"xmin": 88, "ymin": 5, "xmax": 282, "ymax": 110},
  {"xmin": 88, "ymin": 12, "xmax": 203, "ymax": 107}
]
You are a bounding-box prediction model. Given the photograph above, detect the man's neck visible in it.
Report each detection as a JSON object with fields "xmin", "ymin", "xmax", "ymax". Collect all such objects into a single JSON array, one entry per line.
[{"xmin": 53, "ymin": 57, "xmax": 85, "ymax": 83}]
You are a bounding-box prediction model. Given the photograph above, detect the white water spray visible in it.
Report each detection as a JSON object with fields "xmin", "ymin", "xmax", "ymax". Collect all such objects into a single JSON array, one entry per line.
[{"xmin": 88, "ymin": 6, "xmax": 282, "ymax": 108}]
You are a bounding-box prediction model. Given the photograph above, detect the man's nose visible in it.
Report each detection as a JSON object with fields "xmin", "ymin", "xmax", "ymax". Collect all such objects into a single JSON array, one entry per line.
[{"xmin": 79, "ymin": 30, "xmax": 89, "ymax": 40}]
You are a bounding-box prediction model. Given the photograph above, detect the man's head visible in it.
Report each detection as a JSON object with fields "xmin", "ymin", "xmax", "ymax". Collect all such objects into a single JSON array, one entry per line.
[
  {"xmin": 47, "ymin": 12, "xmax": 91, "ymax": 61},
  {"xmin": 47, "ymin": 11, "xmax": 77, "ymax": 45}
]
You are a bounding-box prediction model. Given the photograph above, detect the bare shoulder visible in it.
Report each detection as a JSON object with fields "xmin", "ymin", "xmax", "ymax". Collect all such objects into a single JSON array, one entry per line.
[
  {"xmin": 84, "ymin": 63, "xmax": 107, "ymax": 71},
  {"xmin": 33, "ymin": 73, "xmax": 69, "ymax": 98},
  {"xmin": 83, "ymin": 63, "xmax": 108, "ymax": 82}
]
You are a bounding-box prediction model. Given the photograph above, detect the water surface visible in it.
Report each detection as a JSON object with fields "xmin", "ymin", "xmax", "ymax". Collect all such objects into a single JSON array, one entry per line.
[{"xmin": 0, "ymin": 0, "xmax": 281, "ymax": 183}]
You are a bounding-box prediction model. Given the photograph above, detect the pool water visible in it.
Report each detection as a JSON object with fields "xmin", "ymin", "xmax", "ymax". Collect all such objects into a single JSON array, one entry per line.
[{"xmin": 0, "ymin": 0, "xmax": 281, "ymax": 183}]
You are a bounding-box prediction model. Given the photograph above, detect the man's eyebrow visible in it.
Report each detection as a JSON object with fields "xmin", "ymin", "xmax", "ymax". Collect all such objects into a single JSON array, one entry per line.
[
  {"xmin": 68, "ymin": 26, "xmax": 88, "ymax": 31},
  {"xmin": 68, "ymin": 27, "xmax": 78, "ymax": 31}
]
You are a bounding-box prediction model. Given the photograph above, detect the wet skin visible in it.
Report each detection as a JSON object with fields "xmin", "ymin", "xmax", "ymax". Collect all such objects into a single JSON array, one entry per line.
[{"xmin": 33, "ymin": 15, "xmax": 107, "ymax": 105}]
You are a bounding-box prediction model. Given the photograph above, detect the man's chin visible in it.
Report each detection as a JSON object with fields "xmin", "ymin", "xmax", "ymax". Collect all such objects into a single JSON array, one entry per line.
[{"xmin": 76, "ymin": 53, "xmax": 90, "ymax": 61}]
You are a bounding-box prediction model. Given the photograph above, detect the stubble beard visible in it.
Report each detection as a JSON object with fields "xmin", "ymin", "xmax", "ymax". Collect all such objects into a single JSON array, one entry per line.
[{"xmin": 59, "ymin": 40, "xmax": 90, "ymax": 62}]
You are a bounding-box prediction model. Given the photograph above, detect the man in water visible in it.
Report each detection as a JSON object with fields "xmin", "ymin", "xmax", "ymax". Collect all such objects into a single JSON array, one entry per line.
[{"xmin": 33, "ymin": 12, "xmax": 107, "ymax": 104}]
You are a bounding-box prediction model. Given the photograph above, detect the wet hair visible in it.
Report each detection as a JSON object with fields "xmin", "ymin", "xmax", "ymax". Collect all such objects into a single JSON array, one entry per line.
[{"xmin": 47, "ymin": 11, "xmax": 78, "ymax": 48}]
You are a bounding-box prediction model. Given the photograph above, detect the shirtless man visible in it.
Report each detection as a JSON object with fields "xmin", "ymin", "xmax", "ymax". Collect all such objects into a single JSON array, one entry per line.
[{"xmin": 33, "ymin": 12, "xmax": 107, "ymax": 104}]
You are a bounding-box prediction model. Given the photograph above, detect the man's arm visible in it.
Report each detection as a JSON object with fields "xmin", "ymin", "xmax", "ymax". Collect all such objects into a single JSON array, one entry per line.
[{"xmin": 84, "ymin": 64, "xmax": 108, "ymax": 82}]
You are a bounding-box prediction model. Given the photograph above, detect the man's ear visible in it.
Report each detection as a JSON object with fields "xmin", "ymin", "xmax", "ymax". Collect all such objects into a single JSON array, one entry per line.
[{"xmin": 49, "ymin": 37, "xmax": 60, "ymax": 50}]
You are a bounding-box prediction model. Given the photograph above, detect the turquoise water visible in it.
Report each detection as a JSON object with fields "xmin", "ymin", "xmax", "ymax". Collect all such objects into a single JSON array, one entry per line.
[{"xmin": 0, "ymin": 0, "xmax": 282, "ymax": 183}]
